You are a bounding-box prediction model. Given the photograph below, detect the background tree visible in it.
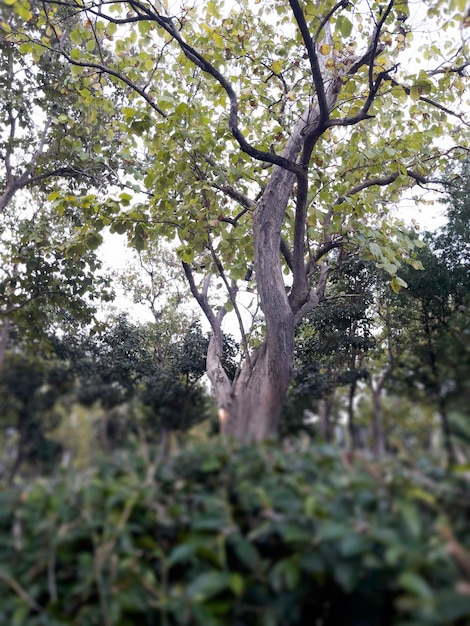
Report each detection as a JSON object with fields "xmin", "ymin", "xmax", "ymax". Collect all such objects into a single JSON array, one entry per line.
[
  {"xmin": 0, "ymin": 5, "xmax": 133, "ymax": 360},
  {"xmin": 0, "ymin": 351, "xmax": 71, "ymax": 483},
  {"xmin": 0, "ymin": 200, "xmax": 114, "ymax": 364},
  {"xmin": 8, "ymin": 0, "xmax": 470, "ymax": 439},
  {"xmin": 51, "ymin": 315, "xmax": 215, "ymax": 456},
  {"xmin": 283, "ymin": 255, "xmax": 374, "ymax": 444},
  {"xmin": 116, "ymin": 241, "xmax": 200, "ymax": 362},
  {"xmin": 392, "ymin": 200, "xmax": 470, "ymax": 463}
]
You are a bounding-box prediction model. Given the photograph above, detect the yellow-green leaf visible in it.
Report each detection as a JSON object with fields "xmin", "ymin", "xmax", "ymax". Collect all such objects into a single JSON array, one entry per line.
[
  {"xmin": 319, "ymin": 43, "xmax": 332, "ymax": 55},
  {"xmin": 391, "ymin": 276, "xmax": 408, "ymax": 293}
]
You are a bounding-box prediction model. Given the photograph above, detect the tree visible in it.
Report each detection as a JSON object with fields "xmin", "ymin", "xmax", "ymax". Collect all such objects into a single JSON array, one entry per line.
[
  {"xmin": 8, "ymin": 0, "xmax": 470, "ymax": 439},
  {"xmin": 0, "ymin": 6, "xmax": 131, "ymax": 359},
  {"xmin": 116, "ymin": 241, "xmax": 200, "ymax": 362},
  {"xmin": 0, "ymin": 200, "xmax": 114, "ymax": 364},
  {"xmin": 52, "ymin": 316, "xmax": 214, "ymax": 454},
  {"xmin": 0, "ymin": 351, "xmax": 70, "ymax": 483},
  {"xmin": 393, "ymin": 197, "xmax": 470, "ymax": 464}
]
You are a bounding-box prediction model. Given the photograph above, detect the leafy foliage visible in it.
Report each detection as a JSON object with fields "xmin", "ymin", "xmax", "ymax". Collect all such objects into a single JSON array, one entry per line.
[
  {"xmin": 1, "ymin": 441, "xmax": 470, "ymax": 624},
  {"xmin": 0, "ymin": 203, "xmax": 113, "ymax": 347}
]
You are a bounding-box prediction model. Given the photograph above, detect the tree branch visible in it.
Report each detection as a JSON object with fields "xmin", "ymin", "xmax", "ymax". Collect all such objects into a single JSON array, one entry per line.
[
  {"xmin": 123, "ymin": 0, "xmax": 303, "ymax": 174},
  {"xmin": 182, "ymin": 262, "xmax": 219, "ymax": 334},
  {"xmin": 289, "ymin": 0, "xmax": 332, "ymax": 125},
  {"xmin": 388, "ymin": 77, "xmax": 469, "ymax": 124},
  {"xmin": 207, "ymin": 236, "xmax": 252, "ymax": 372},
  {"xmin": 41, "ymin": 11, "xmax": 168, "ymax": 118},
  {"xmin": 334, "ymin": 168, "xmax": 433, "ymax": 206},
  {"xmin": 294, "ymin": 262, "xmax": 330, "ymax": 324},
  {"xmin": 181, "ymin": 262, "xmax": 232, "ymax": 421},
  {"xmin": 280, "ymin": 238, "xmax": 294, "ymax": 273}
]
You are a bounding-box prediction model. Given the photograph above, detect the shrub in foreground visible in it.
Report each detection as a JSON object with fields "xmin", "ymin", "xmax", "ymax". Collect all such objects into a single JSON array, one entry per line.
[{"xmin": 0, "ymin": 441, "xmax": 470, "ymax": 625}]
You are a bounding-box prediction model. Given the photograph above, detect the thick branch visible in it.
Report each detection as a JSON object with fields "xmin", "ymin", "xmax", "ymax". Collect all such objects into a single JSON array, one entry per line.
[
  {"xmin": 182, "ymin": 262, "xmax": 219, "ymax": 333},
  {"xmin": 334, "ymin": 168, "xmax": 431, "ymax": 205},
  {"xmin": 294, "ymin": 263, "xmax": 330, "ymax": 324},
  {"xmin": 289, "ymin": 0, "xmax": 332, "ymax": 125},
  {"xmin": 367, "ymin": 0, "xmax": 394, "ymax": 93},
  {"xmin": 40, "ymin": 11, "xmax": 168, "ymax": 118},
  {"xmin": 335, "ymin": 173, "xmax": 400, "ymax": 204},
  {"xmin": 212, "ymin": 183, "xmax": 255, "ymax": 226},
  {"xmin": 0, "ymin": 166, "xmax": 98, "ymax": 214}
]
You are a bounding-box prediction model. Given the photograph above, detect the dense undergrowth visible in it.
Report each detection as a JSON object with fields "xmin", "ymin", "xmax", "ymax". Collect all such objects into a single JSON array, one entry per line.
[{"xmin": 1, "ymin": 441, "xmax": 470, "ymax": 625}]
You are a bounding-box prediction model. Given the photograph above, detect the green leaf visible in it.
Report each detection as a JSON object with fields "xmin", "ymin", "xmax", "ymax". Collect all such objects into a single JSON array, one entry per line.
[
  {"xmin": 229, "ymin": 535, "xmax": 260, "ymax": 572},
  {"xmin": 70, "ymin": 29, "xmax": 82, "ymax": 45},
  {"xmin": 339, "ymin": 533, "xmax": 370, "ymax": 557},
  {"xmin": 112, "ymin": 221, "xmax": 128, "ymax": 235},
  {"xmin": 410, "ymin": 85, "xmax": 420, "ymax": 101},
  {"xmin": 407, "ymin": 258, "xmax": 425, "ymax": 270},
  {"xmin": 399, "ymin": 500, "xmax": 421, "ymax": 538},
  {"xmin": 278, "ymin": 522, "xmax": 312, "ymax": 544},
  {"xmin": 181, "ymin": 248, "xmax": 195, "ymax": 264},
  {"xmin": 167, "ymin": 543, "xmax": 196, "ymax": 566},
  {"xmin": 229, "ymin": 573, "xmax": 244, "ymax": 597},
  {"xmin": 132, "ymin": 234, "xmax": 146, "ymax": 252},
  {"xmin": 186, "ymin": 571, "xmax": 231, "ymax": 603},
  {"xmin": 368, "ymin": 242, "xmax": 383, "ymax": 259},
  {"xmin": 85, "ymin": 233, "xmax": 103, "ymax": 250},
  {"xmin": 398, "ymin": 571, "xmax": 433, "ymax": 598},
  {"xmin": 336, "ymin": 15, "xmax": 353, "ymax": 37}
]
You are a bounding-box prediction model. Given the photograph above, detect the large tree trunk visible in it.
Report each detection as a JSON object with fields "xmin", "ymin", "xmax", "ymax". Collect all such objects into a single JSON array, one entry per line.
[{"xmin": 204, "ymin": 83, "xmax": 342, "ymax": 438}]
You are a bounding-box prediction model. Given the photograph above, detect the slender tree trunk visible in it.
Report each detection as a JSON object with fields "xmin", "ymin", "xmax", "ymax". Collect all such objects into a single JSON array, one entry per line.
[
  {"xmin": 438, "ymin": 396, "xmax": 456, "ymax": 467},
  {"xmin": 371, "ymin": 383, "xmax": 386, "ymax": 457},
  {"xmin": 347, "ymin": 379, "xmax": 358, "ymax": 450},
  {"xmin": 422, "ymin": 304, "xmax": 456, "ymax": 466},
  {"xmin": 318, "ymin": 397, "xmax": 333, "ymax": 443},
  {"xmin": 0, "ymin": 317, "xmax": 10, "ymax": 368}
]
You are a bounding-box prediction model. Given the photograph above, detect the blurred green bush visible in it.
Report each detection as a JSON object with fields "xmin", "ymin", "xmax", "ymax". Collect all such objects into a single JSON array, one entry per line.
[{"xmin": 1, "ymin": 441, "xmax": 470, "ymax": 625}]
